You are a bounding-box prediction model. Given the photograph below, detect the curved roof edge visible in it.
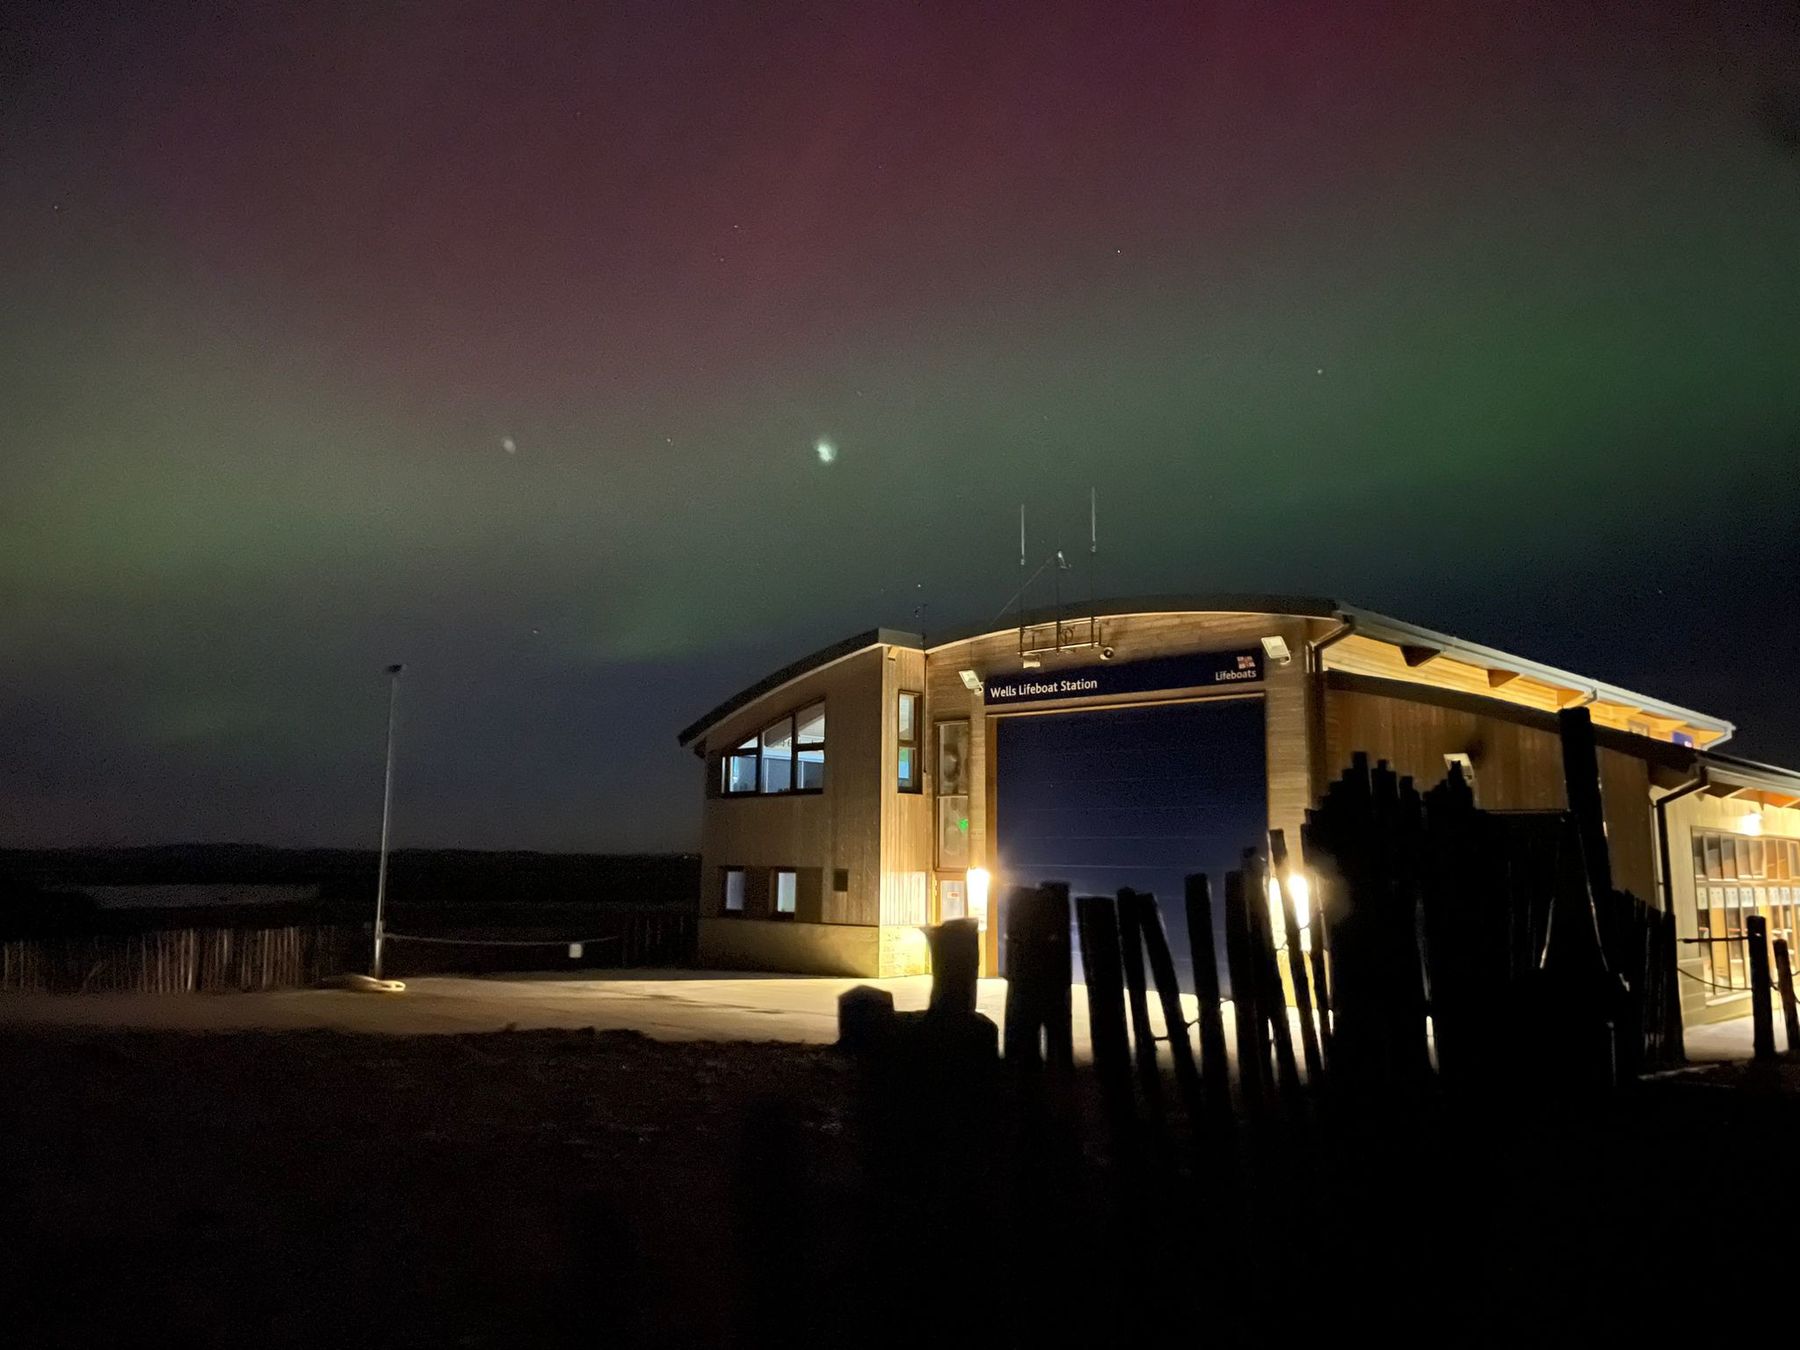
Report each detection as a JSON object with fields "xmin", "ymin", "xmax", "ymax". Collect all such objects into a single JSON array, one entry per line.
[
  {"xmin": 676, "ymin": 593, "xmax": 1737, "ymax": 752},
  {"xmin": 922, "ymin": 592, "xmax": 1341, "ymax": 650},
  {"xmin": 676, "ymin": 627, "xmax": 922, "ymax": 749}
]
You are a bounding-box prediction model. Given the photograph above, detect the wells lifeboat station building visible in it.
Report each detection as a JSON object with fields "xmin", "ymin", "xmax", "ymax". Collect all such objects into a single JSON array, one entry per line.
[{"xmin": 676, "ymin": 596, "xmax": 1800, "ymax": 1029}]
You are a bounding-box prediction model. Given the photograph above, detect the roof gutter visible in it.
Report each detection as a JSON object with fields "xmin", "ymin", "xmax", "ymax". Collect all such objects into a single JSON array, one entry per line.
[
  {"xmin": 1308, "ymin": 613, "xmax": 1356, "ymax": 673},
  {"xmin": 1653, "ymin": 767, "xmax": 1709, "ymax": 917}
]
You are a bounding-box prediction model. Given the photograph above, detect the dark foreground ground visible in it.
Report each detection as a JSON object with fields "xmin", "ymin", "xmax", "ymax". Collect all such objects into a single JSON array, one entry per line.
[{"xmin": 2, "ymin": 1026, "xmax": 1792, "ymax": 1347}]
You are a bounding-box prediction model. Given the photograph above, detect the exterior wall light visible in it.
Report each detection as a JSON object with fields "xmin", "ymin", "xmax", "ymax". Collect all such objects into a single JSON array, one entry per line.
[{"xmin": 967, "ymin": 868, "xmax": 991, "ymax": 930}]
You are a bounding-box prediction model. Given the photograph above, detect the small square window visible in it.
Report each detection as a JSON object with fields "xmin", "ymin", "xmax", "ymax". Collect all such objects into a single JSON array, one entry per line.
[
  {"xmin": 774, "ymin": 869, "xmax": 798, "ymax": 916},
  {"xmin": 832, "ymin": 868, "xmax": 849, "ymax": 893}
]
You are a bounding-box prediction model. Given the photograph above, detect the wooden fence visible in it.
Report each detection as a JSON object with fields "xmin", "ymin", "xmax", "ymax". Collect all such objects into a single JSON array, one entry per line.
[
  {"xmin": 989, "ymin": 707, "xmax": 1686, "ymax": 1126},
  {"xmin": 1, "ymin": 905, "xmax": 699, "ymax": 994},
  {"xmin": 0, "ymin": 923, "xmax": 355, "ymax": 994}
]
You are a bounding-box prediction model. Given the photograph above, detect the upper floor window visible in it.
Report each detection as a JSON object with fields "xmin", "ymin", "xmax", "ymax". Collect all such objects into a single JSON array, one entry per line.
[
  {"xmin": 898, "ymin": 691, "xmax": 922, "ymax": 792},
  {"xmin": 795, "ymin": 702, "xmax": 826, "ymax": 790},
  {"xmin": 762, "ymin": 717, "xmax": 793, "ymax": 793},
  {"xmin": 724, "ymin": 736, "xmax": 759, "ymax": 794},
  {"xmin": 723, "ymin": 868, "xmax": 746, "ymax": 914},
  {"xmin": 717, "ymin": 699, "xmax": 826, "ymax": 796}
]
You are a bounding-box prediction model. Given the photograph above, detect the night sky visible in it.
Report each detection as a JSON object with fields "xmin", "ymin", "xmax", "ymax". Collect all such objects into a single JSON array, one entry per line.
[{"xmin": 4, "ymin": 1, "xmax": 1797, "ymax": 852}]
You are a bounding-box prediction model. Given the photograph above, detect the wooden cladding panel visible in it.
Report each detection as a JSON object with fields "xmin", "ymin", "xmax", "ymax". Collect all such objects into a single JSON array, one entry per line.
[
  {"xmin": 1325, "ymin": 634, "xmax": 1568, "ymax": 713},
  {"xmin": 1323, "ymin": 684, "xmax": 1659, "ymax": 902},
  {"xmin": 880, "ymin": 646, "xmax": 936, "ymax": 923}
]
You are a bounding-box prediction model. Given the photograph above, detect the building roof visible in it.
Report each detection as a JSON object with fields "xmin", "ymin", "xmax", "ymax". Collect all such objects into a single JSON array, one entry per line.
[
  {"xmin": 676, "ymin": 627, "xmax": 922, "ymax": 749},
  {"xmin": 675, "ymin": 594, "xmax": 1739, "ymax": 752}
]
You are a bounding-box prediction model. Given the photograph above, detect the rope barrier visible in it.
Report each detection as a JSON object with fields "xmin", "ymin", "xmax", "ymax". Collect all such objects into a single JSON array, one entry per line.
[
  {"xmin": 1675, "ymin": 964, "xmax": 1800, "ymax": 995},
  {"xmin": 382, "ymin": 931, "xmax": 624, "ymax": 949}
]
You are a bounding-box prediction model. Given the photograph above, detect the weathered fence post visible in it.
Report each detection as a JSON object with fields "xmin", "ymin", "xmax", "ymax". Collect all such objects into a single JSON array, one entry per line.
[
  {"xmin": 1244, "ymin": 850, "xmax": 1300, "ymax": 1105},
  {"xmin": 1134, "ymin": 889, "xmax": 1204, "ymax": 1125},
  {"xmin": 1076, "ymin": 894, "xmax": 1135, "ymax": 1132},
  {"xmin": 1185, "ymin": 873, "xmax": 1233, "ymax": 1128},
  {"xmin": 1747, "ymin": 914, "xmax": 1777, "ymax": 1062},
  {"xmin": 1269, "ymin": 830, "xmax": 1323, "ymax": 1084},
  {"xmin": 1002, "ymin": 883, "xmax": 1072, "ymax": 1069},
  {"xmin": 1777, "ymin": 937, "xmax": 1800, "ymax": 1059},
  {"xmin": 1222, "ymin": 869, "xmax": 1269, "ymax": 1110},
  {"xmin": 1117, "ymin": 889, "xmax": 1165, "ymax": 1116}
]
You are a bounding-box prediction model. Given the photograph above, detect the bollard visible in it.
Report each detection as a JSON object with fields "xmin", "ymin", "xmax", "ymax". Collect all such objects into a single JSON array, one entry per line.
[
  {"xmin": 1746, "ymin": 915, "xmax": 1776, "ymax": 1062},
  {"xmin": 927, "ymin": 918, "xmax": 981, "ymax": 1018},
  {"xmin": 1777, "ymin": 937, "xmax": 1800, "ymax": 1059}
]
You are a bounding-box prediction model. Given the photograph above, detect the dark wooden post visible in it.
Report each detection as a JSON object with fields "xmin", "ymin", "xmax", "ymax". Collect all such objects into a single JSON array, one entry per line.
[
  {"xmin": 1557, "ymin": 706, "xmax": 1615, "ymax": 901},
  {"xmin": 1002, "ymin": 883, "xmax": 1072, "ymax": 1069},
  {"xmin": 1117, "ymin": 888, "xmax": 1165, "ymax": 1114},
  {"xmin": 1076, "ymin": 894, "xmax": 1134, "ymax": 1126},
  {"xmin": 1243, "ymin": 849, "xmax": 1300, "ymax": 1102},
  {"xmin": 928, "ymin": 918, "xmax": 980, "ymax": 1017},
  {"xmin": 1777, "ymin": 937, "xmax": 1800, "ymax": 1059},
  {"xmin": 1185, "ymin": 874, "xmax": 1233, "ymax": 1124},
  {"xmin": 1135, "ymin": 890, "xmax": 1204, "ymax": 1124},
  {"xmin": 1747, "ymin": 915, "xmax": 1777, "ymax": 1061},
  {"xmin": 1222, "ymin": 869, "xmax": 1269, "ymax": 1108},
  {"xmin": 1269, "ymin": 830, "xmax": 1323, "ymax": 1084}
]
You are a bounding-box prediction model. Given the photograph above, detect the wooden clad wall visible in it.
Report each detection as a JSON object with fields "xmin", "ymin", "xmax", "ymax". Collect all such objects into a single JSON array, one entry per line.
[
  {"xmin": 880, "ymin": 644, "xmax": 934, "ymax": 921},
  {"xmin": 696, "ymin": 646, "xmax": 886, "ymax": 928},
  {"xmin": 1322, "ymin": 681, "xmax": 1658, "ymax": 902},
  {"xmin": 1323, "ymin": 632, "xmax": 1723, "ymax": 747}
]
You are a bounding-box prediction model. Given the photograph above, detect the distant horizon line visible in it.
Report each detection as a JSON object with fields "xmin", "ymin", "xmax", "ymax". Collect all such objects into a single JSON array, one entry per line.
[{"xmin": 0, "ymin": 842, "xmax": 700, "ymax": 859}]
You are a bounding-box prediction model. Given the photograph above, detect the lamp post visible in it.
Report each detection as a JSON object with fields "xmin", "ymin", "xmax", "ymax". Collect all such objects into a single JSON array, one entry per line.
[{"xmin": 372, "ymin": 663, "xmax": 404, "ymax": 979}]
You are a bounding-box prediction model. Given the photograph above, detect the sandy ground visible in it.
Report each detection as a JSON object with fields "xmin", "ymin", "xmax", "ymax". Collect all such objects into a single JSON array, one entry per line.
[{"xmin": 0, "ymin": 968, "xmax": 1765, "ymax": 1061}]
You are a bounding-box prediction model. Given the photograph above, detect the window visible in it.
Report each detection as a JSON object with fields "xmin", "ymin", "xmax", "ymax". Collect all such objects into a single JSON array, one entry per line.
[
  {"xmin": 723, "ymin": 868, "xmax": 746, "ymax": 915},
  {"xmin": 762, "ymin": 717, "xmax": 793, "ymax": 793},
  {"xmin": 774, "ymin": 869, "xmax": 798, "ymax": 917},
  {"xmin": 795, "ymin": 702, "xmax": 826, "ymax": 790},
  {"xmin": 1691, "ymin": 828, "xmax": 1800, "ymax": 996},
  {"xmin": 897, "ymin": 691, "xmax": 922, "ymax": 792},
  {"xmin": 717, "ymin": 700, "xmax": 825, "ymax": 797},
  {"xmin": 935, "ymin": 719, "xmax": 971, "ymax": 868},
  {"xmin": 723, "ymin": 736, "xmax": 758, "ymax": 794}
]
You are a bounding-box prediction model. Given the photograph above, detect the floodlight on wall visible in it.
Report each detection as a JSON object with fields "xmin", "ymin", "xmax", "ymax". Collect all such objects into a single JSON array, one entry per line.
[
  {"xmin": 1021, "ymin": 655, "xmax": 1042, "ymax": 670},
  {"xmin": 967, "ymin": 868, "xmax": 991, "ymax": 930},
  {"xmin": 1261, "ymin": 635, "xmax": 1292, "ymax": 666},
  {"xmin": 958, "ymin": 668, "xmax": 982, "ymax": 693},
  {"xmin": 1740, "ymin": 811, "xmax": 1764, "ymax": 837}
]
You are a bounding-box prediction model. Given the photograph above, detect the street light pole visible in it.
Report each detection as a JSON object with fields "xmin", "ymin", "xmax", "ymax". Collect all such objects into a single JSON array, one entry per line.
[{"xmin": 372, "ymin": 663, "xmax": 404, "ymax": 979}]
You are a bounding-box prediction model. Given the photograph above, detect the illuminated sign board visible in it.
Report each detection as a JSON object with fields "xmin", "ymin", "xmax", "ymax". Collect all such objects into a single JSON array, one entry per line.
[{"xmin": 982, "ymin": 649, "xmax": 1264, "ymax": 707}]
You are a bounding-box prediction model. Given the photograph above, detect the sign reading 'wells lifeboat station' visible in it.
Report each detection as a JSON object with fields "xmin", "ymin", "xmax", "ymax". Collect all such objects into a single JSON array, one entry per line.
[{"xmin": 982, "ymin": 649, "xmax": 1265, "ymax": 707}]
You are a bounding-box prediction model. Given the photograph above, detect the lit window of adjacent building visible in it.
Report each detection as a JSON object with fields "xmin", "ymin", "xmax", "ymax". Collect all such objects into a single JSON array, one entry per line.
[
  {"xmin": 723, "ymin": 868, "xmax": 746, "ymax": 914},
  {"xmin": 897, "ymin": 691, "xmax": 922, "ymax": 792},
  {"xmin": 774, "ymin": 869, "xmax": 798, "ymax": 917}
]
